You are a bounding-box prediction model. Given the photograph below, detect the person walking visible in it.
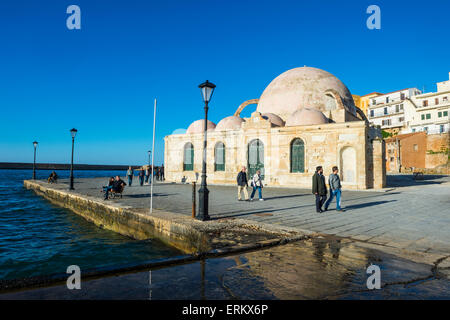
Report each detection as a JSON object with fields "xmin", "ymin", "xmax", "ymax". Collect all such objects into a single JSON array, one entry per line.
[
  {"xmin": 127, "ymin": 166, "xmax": 133, "ymax": 187},
  {"xmin": 160, "ymin": 165, "xmax": 165, "ymax": 181},
  {"xmin": 324, "ymin": 166, "xmax": 345, "ymax": 212},
  {"xmin": 139, "ymin": 168, "xmax": 145, "ymax": 186},
  {"xmin": 250, "ymin": 170, "xmax": 264, "ymax": 201},
  {"xmin": 236, "ymin": 166, "xmax": 249, "ymax": 201},
  {"xmin": 145, "ymin": 166, "xmax": 150, "ymax": 184},
  {"xmin": 312, "ymin": 166, "xmax": 327, "ymax": 213}
]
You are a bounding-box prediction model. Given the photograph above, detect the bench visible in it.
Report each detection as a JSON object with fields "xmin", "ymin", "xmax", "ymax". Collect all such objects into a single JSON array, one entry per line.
[
  {"xmin": 110, "ymin": 184, "xmax": 125, "ymax": 199},
  {"xmin": 103, "ymin": 184, "xmax": 125, "ymax": 199}
]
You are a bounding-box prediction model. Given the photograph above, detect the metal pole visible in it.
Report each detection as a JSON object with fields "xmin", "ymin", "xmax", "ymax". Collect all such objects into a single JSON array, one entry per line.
[
  {"xmin": 192, "ymin": 181, "xmax": 196, "ymax": 218},
  {"xmin": 150, "ymin": 99, "xmax": 157, "ymax": 214},
  {"xmin": 70, "ymin": 137, "xmax": 75, "ymax": 190},
  {"xmin": 33, "ymin": 146, "xmax": 37, "ymax": 180},
  {"xmin": 197, "ymin": 101, "xmax": 210, "ymax": 221}
]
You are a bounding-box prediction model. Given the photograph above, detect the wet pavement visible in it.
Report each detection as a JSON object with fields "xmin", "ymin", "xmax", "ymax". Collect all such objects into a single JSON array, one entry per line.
[
  {"xmin": 1, "ymin": 237, "xmax": 449, "ymax": 300},
  {"xmin": 45, "ymin": 174, "xmax": 450, "ymax": 257}
]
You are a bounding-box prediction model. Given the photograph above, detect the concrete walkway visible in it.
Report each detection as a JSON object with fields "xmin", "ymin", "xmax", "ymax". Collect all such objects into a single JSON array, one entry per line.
[{"xmin": 42, "ymin": 174, "xmax": 450, "ymax": 257}]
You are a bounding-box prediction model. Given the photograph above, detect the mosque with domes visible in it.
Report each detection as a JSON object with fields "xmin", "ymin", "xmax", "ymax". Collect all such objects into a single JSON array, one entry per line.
[{"xmin": 164, "ymin": 67, "xmax": 386, "ymax": 190}]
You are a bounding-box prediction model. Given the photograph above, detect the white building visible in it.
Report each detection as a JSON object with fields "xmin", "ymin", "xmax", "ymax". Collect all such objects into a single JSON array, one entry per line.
[
  {"xmin": 367, "ymin": 88, "xmax": 422, "ymax": 134},
  {"xmin": 404, "ymin": 73, "xmax": 450, "ymax": 134}
]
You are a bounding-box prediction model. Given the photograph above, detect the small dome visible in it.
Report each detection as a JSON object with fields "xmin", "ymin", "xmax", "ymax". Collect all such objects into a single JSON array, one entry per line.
[
  {"xmin": 186, "ymin": 119, "xmax": 216, "ymax": 134},
  {"xmin": 261, "ymin": 113, "xmax": 285, "ymax": 127},
  {"xmin": 216, "ymin": 116, "xmax": 245, "ymax": 131},
  {"xmin": 285, "ymin": 108, "xmax": 329, "ymax": 126}
]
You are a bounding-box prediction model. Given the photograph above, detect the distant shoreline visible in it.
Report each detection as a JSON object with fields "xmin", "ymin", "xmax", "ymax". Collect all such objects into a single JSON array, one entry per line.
[{"xmin": 0, "ymin": 162, "xmax": 137, "ymax": 171}]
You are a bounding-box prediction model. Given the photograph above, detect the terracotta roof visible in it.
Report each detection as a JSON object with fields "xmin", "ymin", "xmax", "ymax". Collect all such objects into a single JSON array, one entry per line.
[{"xmin": 361, "ymin": 92, "xmax": 383, "ymax": 97}]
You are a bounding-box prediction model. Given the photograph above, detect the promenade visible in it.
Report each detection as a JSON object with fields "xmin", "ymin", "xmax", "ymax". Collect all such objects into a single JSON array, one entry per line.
[
  {"xmin": 36, "ymin": 174, "xmax": 450, "ymax": 258},
  {"xmin": 5, "ymin": 174, "xmax": 449, "ymax": 298}
]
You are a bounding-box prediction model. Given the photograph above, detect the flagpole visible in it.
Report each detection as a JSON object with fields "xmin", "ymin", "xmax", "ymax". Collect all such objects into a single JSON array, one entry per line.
[{"xmin": 150, "ymin": 98, "xmax": 157, "ymax": 214}]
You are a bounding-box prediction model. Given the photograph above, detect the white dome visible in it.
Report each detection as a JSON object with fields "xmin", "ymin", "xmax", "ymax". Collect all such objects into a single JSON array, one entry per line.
[
  {"xmin": 186, "ymin": 119, "xmax": 216, "ymax": 134},
  {"xmin": 261, "ymin": 113, "xmax": 285, "ymax": 127},
  {"xmin": 257, "ymin": 66, "xmax": 356, "ymax": 121},
  {"xmin": 216, "ymin": 116, "xmax": 245, "ymax": 131},
  {"xmin": 285, "ymin": 108, "xmax": 329, "ymax": 126}
]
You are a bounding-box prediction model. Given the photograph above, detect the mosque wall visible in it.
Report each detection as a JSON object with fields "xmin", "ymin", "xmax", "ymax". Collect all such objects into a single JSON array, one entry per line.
[{"xmin": 164, "ymin": 120, "xmax": 384, "ymax": 190}]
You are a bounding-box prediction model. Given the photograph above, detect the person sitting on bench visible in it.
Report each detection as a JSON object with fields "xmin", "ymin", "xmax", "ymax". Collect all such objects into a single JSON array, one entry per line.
[
  {"xmin": 102, "ymin": 177, "xmax": 115, "ymax": 199},
  {"xmin": 104, "ymin": 176, "xmax": 126, "ymax": 200},
  {"xmin": 47, "ymin": 171, "xmax": 58, "ymax": 183}
]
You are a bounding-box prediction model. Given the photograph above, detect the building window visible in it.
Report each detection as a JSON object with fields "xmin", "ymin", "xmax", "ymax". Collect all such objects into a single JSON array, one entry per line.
[
  {"xmin": 248, "ymin": 139, "xmax": 265, "ymax": 179},
  {"xmin": 384, "ymin": 107, "xmax": 388, "ymax": 115},
  {"xmin": 386, "ymin": 97, "xmax": 389, "ymax": 103},
  {"xmin": 382, "ymin": 119, "xmax": 391, "ymax": 126},
  {"xmin": 421, "ymin": 114, "xmax": 425, "ymax": 120},
  {"xmin": 398, "ymin": 117, "xmax": 404, "ymax": 122},
  {"xmin": 395, "ymin": 105, "xmax": 399, "ymax": 113},
  {"xmin": 424, "ymin": 127, "xmax": 428, "ymax": 132},
  {"xmin": 426, "ymin": 113, "xmax": 431, "ymax": 120},
  {"xmin": 400, "ymin": 104, "xmax": 404, "ymax": 110},
  {"xmin": 400, "ymin": 93, "xmax": 405, "ymax": 100},
  {"xmin": 413, "ymin": 144, "xmax": 418, "ymax": 151},
  {"xmin": 372, "ymin": 99, "xmax": 376, "ymax": 105},
  {"xmin": 438, "ymin": 112, "xmax": 442, "ymax": 117},
  {"xmin": 440, "ymin": 125, "xmax": 444, "ymax": 133},
  {"xmin": 443, "ymin": 96, "xmax": 448, "ymax": 102},
  {"xmin": 370, "ymin": 110, "xmax": 374, "ymax": 117},
  {"xmin": 390, "ymin": 157, "xmax": 394, "ymax": 162},
  {"xmin": 183, "ymin": 143, "xmax": 194, "ymax": 171},
  {"xmin": 435, "ymin": 98, "xmax": 439, "ymax": 105},
  {"xmin": 423, "ymin": 100, "xmax": 428, "ymax": 107},
  {"xmin": 214, "ymin": 142, "xmax": 225, "ymax": 171},
  {"xmin": 444, "ymin": 111, "xmax": 448, "ymax": 117},
  {"xmin": 412, "ymin": 128, "xmax": 416, "ymax": 132},
  {"xmin": 290, "ymin": 138, "xmax": 305, "ymax": 173}
]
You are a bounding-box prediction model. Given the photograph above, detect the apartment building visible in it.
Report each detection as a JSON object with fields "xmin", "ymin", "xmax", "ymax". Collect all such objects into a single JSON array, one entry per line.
[
  {"xmin": 367, "ymin": 88, "xmax": 422, "ymax": 134},
  {"xmin": 404, "ymin": 72, "xmax": 450, "ymax": 134},
  {"xmin": 356, "ymin": 92, "xmax": 383, "ymax": 117}
]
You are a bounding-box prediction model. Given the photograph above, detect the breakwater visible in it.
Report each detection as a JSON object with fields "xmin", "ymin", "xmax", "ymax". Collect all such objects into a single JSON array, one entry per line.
[
  {"xmin": 24, "ymin": 179, "xmax": 309, "ymax": 256},
  {"xmin": 0, "ymin": 162, "xmax": 134, "ymax": 170}
]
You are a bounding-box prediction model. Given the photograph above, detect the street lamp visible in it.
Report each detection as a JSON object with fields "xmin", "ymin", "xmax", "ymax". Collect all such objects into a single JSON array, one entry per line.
[
  {"xmin": 69, "ymin": 128, "xmax": 78, "ymax": 190},
  {"xmin": 197, "ymin": 80, "xmax": 216, "ymax": 221},
  {"xmin": 148, "ymin": 150, "xmax": 151, "ymax": 167},
  {"xmin": 32, "ymin": 141, "xmax": 38, "ymax": 180}
]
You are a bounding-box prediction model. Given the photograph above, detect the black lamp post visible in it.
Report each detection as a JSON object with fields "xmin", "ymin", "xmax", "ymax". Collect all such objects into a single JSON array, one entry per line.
[
  {"xmin": 32, "ymin": 141, "xmax": 38, "ymax": 180},
  {"xmin": 69, "ymin": 128, "xmax": 77, "ymax": 190},
  {"xmin": 197, "ymin": 80, "xmax": 216, "ymax": 221}
]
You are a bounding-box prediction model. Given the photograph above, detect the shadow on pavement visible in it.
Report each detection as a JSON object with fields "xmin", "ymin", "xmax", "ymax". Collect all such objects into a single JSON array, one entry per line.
[
  {"xmin": 386, "ymin": 174, "xmax": 447, "ymax": 188},
  {"xmin": 344, "ymin": 200, "xmax": 396, "ymax": 210}
]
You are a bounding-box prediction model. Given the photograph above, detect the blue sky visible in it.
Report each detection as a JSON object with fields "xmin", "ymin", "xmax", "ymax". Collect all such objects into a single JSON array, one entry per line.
[{"xmin": 0, "ymin": 0, "xmax": 449, "ymax": 165}]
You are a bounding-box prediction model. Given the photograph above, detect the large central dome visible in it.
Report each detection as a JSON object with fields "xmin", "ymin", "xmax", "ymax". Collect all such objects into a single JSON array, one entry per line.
[{"xmin": 256, "ymin": 67, "xmax": 356, "ymax": 121}]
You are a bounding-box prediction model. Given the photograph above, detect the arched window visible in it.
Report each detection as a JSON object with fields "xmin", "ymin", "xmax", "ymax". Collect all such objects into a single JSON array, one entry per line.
[
  {"xmin": 183, "ymin": 143, "xmax": 194, "ymax": 171},
  {"xmin": 214, "ymin": 142, "xmax": 225, "ymax": 171},
  {"xmin": 290, "ymin": 138, "xmax": 305, "ymax": 173},
  {"xmin": 248, "ymin": 139, "xmax": 264, "ymax": 179}
]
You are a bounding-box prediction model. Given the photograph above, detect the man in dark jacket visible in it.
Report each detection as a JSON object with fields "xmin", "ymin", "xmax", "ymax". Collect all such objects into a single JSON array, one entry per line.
[
  {"xmin": 236, "ymin": 166, "xmax": 249, "ymax": 201},
  {"xmin": 312, "ymin": 166, "xmax": 327, "ymax": 213}
]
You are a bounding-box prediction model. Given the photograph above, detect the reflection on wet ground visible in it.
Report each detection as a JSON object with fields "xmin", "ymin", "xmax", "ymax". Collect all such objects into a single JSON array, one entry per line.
[{"xmin": 1, "ymin": 237, "xmax": 449, "ymax": 300}]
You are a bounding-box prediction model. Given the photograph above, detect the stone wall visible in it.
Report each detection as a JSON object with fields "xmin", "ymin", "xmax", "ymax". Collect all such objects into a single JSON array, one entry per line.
[{"xmin": 23, "ymin": 180, "xmax": 208, "ymax": 254}]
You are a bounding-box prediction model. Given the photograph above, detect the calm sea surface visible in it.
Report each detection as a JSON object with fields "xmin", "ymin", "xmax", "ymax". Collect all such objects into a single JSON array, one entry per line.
[{"xmin": 0, "ymin": 169, "xmax": 181, "ymax": 280}]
